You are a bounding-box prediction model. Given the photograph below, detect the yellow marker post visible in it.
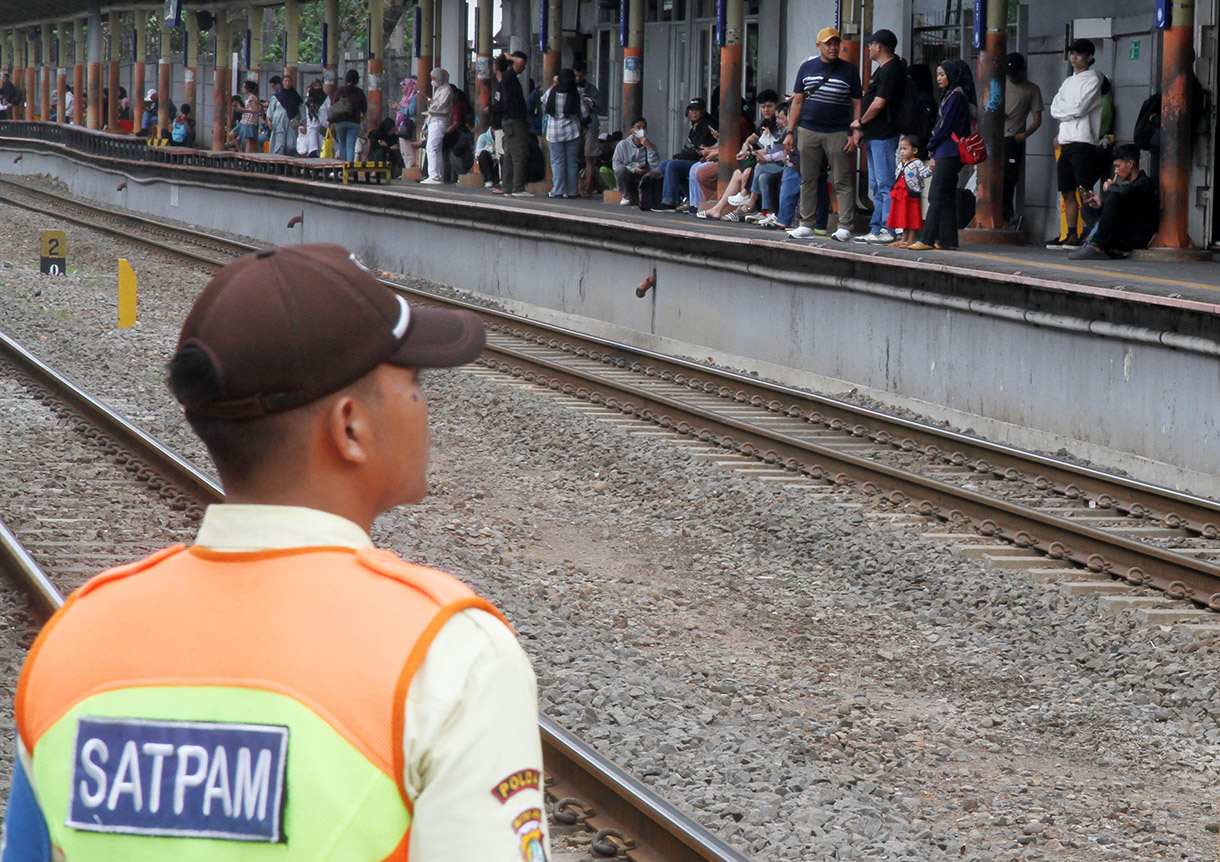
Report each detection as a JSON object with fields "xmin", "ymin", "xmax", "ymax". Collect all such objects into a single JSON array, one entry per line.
[
  {"xmin": 40, "ymin": 230, "xmax": 67, "ymax": 275},
  {"xmin": 118, "ymin": 259, "xmax": 137, "ymax": 328}
]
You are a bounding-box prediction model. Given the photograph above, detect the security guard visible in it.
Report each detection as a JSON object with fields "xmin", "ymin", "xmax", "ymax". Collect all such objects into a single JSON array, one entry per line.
[{"xmin": 3, "ymin": 245, "xmax": 549, "ymax": 861}]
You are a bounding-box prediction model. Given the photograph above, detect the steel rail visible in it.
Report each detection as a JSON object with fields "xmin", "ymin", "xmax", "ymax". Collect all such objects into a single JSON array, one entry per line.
[
  {"xmin": 478, "ymin": 342, "xmax": 1220, "ymax": 608},
  {"xmin": 8, "ymin": 174, "xmax": 1218, "ymax": 537},
  {"xmin": 0, "ymin": 330, "xmax": 747, "ymax": 862},
  {"xmin": 11, "ymin": 178, "xmax": 1220, "ymax": 600},
  {"xmin": 0, "ymin": 177, "xmax": 260, "ymax": 266}
]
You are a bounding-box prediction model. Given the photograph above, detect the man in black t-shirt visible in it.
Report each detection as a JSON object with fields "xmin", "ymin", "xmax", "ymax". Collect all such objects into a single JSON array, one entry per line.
[
  {"xmin": 493, "ymin": 52, "xmax": 530, "ymax": 195},
  {"xmin": 850, "ymin": 29, "xmax": 904, "ymax": 244}
]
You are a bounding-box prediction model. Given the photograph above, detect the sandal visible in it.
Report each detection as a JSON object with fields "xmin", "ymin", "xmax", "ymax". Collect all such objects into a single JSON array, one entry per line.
[
  {"xmin": 696, "ymin": 210, "xmax": 710, "ymax": 219},
  {"xmin": 721, "ymin": 211, "xmax": 741, "ymax": 222},
  {"xmin": 491, "ymin": 187, "xmax": 507, "ymax": 195},
  {"xmin": 739, "ymin": 205, "xmax": 757, "ymax": 215}
]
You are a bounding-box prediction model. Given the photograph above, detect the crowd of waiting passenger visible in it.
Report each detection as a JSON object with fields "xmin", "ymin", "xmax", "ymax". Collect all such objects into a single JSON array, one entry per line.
[
  {"xmin": 423, "ymin": 27, "xmax": 1162, "ymax": 259},
  {"xmin": 0, "ymin": 24, "xmax": 1171, "ymax": 258}
]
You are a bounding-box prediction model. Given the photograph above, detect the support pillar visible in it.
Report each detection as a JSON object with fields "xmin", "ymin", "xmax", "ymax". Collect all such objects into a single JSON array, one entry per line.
[
  {"xmin": 133, "ymin": 10, "xmax": 147, "ymax": 125},
  {"xmin": 474, "ymin": 0, "xmax": 491, "ymax": 130},
  {"xmin": 57, "ymin": 24, "xmax": 68, "ymax": 123},
  {"xmin": 184, "ymin": 11, "xmax": 198, "ymax": 114},
  {"xmin": 248, "ymin": 8, "xmax": 263, "ymax": 80},
  {"xmin": 1143, "ymin": 0, "xmax": 1208, "ymax": 257},
  {"xmin": 106, "ymin": 12, "xmax": 120, "ymax": 129},
  {"xmin": 25, "ymin": 30, "xmax": 37, "ymax": 120},
  {"xmin": 415, "ymin": 0, "xmax": 434, "ymax": 120},
  {"xmin": 284, "ymin": 0, "xmax": 299, "ymax": 86},
  {"xmin": 13, "ymin": 29, "xmax": 24, "ymax": 121},
  {"xmin": 621, "ymin": 0, "xmax": 643, "ymax": 131},
  {"xmin": 157, "ymin": 14, "xmax": 172, "ymax": 135},
  {"xmin": 41, "ymin": 25, "xmax": 52, "ymax": 120},
  {"xmin": 543, "ymin": 0, "xmax": 560, "ymax": 90},
  {"xmin": 212, "ymin": 13, "xmax": 229, "ymax": 150},
  {"xmin": 73, "ymin": 19, "xmax": 86, "ymax": 125},
  {"xmin": 134, "ymin": 10, "xmax": 147, "ymax": 123},
  {"xmin": 86, "ymin": 0, "xmax": 102, "ymax": 130},
  {"xmin": 324, "ymin": 0, "xmax": 339, "ymax": 94},
  {"xmin": 961, "ymin": 0, "xmax": 1021, "ymax": 242},
  {"xmin": 716, "ymin": 0, "xmax": 743, "ymax": 193},
  {"xmin": 368, "ymin": 0, "xmax": 384, "ymax": 127}
]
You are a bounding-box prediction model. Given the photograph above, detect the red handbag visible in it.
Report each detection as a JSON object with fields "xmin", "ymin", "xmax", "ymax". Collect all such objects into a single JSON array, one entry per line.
[{"xmin": 953, "ymin": 126, "xmax": 987, "ymax": 165}]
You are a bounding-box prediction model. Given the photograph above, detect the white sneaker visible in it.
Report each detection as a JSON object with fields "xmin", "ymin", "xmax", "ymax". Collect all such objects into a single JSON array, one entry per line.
[
  {"xmin": 620, "ymin": 198, "xmax": 632, "ymax": 206},
  {"xmin": 831, "ymin": 228, "xmax": 851, "ymax": 242},
  {"xmin": 420, "ymin": 177, "xmax": 442, "ymax": 185},
  {"xmin": 852, "ymin": 232, "xmax": 880, "ymax": 244},
  {"xmin": 484, "ymin": 181, "xmax": 494, "ymax": 188},
  {"xmin": 787, "ymin": 226, "xmax": 817, "ymax": 239},
  {"xmin": 867, "ymin": 229, "xmax": 897, "ymax": 244},
  {"xmin": 511, "ymin": 191, "xmax": 536, "ymax": 197},
  {"xmin": 727, "ymin": 192, "xmax": 751, "ymax": 206},
  {"xmin": 756, "ymin": 213, "xmax": 778, "ymax": 227}
]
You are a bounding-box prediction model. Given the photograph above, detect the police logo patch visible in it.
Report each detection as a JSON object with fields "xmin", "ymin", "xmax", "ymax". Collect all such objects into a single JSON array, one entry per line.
[
  {"xmin": 512, "ymin": 807, "xmax": 547, "ymax": 862},
  {"xmin": 491, "ymin": 768, "xmax": 541, "ymax": 804},
  {"xmin": 67, "ymin": 717, "xmax": 289, "ymax": 842}
]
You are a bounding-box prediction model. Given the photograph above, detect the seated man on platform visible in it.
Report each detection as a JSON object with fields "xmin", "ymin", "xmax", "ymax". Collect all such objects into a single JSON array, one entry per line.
[
  {"xmin": 612, "ymin": 117, "xmax": 660, "ymax": 207},
  {"xmin": 1068, "ymin": 143, "xmax": 1158, "ymax": 260},
  {"xmin": 652, "ymin": 97, "xmax": 717, "ymax": 211}
]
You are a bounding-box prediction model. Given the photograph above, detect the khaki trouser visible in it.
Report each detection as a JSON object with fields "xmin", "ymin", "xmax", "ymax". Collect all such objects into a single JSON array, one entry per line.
[{"xmin": 797, "ymin": 127, "xmax": 854, "ymax": 231}]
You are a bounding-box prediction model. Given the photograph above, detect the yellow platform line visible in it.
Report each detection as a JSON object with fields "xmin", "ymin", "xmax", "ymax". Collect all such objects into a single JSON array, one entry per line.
[{"xmin": 956, "ymin": 249, "xmax": 1220, "ymax": 293}]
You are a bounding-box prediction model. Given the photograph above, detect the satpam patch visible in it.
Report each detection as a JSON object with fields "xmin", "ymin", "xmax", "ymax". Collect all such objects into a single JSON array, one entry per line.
[
  {"xmin": 512, "ymin": 807, "xmax": 547, "ymax": 862},
  {"xmin": 491, "ymin": 768, "xmax": 541, "ymax": 804}
]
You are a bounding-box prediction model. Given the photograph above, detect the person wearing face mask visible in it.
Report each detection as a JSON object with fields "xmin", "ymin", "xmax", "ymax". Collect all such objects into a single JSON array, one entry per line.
[
  {"xmin": 422, "ymin": 68, "xmax": 454, "ymax": 184},
  {"xmin": 611, "ymin": 118, "xmax": 661, "ymax": 207}
]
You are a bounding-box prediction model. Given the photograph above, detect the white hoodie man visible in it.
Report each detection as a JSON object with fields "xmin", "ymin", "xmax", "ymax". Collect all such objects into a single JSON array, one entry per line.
[{"xmin": 1047, "ymin": 38, "xmax": 1103, "ymax": 248}]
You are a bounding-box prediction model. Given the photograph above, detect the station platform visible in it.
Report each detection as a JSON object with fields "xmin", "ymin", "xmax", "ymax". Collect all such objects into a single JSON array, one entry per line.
[{"xmin": 379, "ymin": 177, "xmax": 1220, "ymax": 309}]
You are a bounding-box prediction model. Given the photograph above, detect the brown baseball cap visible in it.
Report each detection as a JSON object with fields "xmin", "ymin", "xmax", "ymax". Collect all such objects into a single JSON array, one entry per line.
[{"xmin": 173, "ymin": 244, "xmax": 485, "ymax": 419}]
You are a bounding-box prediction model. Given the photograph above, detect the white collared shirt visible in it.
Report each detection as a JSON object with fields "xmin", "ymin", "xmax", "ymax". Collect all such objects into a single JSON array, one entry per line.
[{"xmin": 195, "ymin": 504, "xmax": 548, "ymax": 861}]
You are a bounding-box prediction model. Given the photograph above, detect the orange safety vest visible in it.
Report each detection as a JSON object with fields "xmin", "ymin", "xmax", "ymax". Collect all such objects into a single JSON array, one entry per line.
[{"xmin": 17, "ymin": 544, "xmax": 508, "ymax": 861}]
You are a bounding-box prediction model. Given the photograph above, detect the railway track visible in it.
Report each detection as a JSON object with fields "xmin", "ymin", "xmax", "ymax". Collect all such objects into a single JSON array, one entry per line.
[
  {"xmin": 0, "ymin": 326, "xmax": 750, "ymax": 862},
  {"xmin": 6, "ymin": 176, "xmax": 1216, "ymax": 615}
]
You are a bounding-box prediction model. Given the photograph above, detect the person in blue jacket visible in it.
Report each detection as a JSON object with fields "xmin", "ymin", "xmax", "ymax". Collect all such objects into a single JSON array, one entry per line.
[{"xmin": 909, "ymin": 58, "xmax": 974, "ymax": 250}]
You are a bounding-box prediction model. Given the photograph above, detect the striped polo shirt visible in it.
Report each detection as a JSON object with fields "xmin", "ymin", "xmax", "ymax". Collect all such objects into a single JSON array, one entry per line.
[{"xmin": 792, "ymin": 56, "xmax": 862, "ymax": 133}]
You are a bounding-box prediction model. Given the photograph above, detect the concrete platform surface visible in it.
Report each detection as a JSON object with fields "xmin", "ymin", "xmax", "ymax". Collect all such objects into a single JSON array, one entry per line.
[{"xmin": 378, "ymin": 178, "xmax": 1220, "ymax": 308}]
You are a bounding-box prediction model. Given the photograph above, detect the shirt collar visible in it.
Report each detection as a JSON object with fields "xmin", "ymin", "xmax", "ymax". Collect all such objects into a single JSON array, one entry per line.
[{"xmin": 193, "ymin": 504, "xmax": 373, "ymax": 552}]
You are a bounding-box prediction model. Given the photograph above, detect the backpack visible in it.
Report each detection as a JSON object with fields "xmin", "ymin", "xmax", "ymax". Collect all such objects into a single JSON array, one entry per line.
[
  {"xmin": 1133, "ymin": 93, "xmax": 1161, "ymax": 153},
  {"xmin": 171, "ymin": 119, "xmax": 187, "ymax": 143}
]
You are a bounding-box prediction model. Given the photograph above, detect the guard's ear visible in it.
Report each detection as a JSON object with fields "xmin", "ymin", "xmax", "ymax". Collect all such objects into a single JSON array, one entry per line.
[{"xmin": 324, "ymin": 394, "xmax": 371, "ymax": 465}]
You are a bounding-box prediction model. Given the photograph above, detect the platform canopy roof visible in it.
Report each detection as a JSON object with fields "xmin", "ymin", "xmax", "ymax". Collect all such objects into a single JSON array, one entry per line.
[{"xmin": 0, "ymin": 0, "xmax": 282, "ymax": 29}]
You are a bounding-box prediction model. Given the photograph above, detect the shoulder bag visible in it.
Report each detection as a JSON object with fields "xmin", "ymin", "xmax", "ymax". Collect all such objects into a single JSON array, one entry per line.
[
  {"xmin": 950, "ymin": 92, "xmax": 986, "ymax": 164},
  {"xmin": 952, "ymin": 126, "xmax": 986, "ymax": 164},
  {"xmin": 329, "ymin": 90, "xmax": 355, "ymax": 124}
]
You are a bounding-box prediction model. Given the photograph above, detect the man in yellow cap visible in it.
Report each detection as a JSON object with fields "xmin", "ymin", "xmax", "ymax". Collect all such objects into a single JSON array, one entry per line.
[{"xmin": 785, "ymin": 26, "xmax": 862, "ymax": 242}]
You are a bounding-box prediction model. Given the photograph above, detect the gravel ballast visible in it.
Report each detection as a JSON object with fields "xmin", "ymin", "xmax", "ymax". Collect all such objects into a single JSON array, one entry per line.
[{"xmin": 0, "ymin": 192, "xmax": 1217, "ymax": 861}]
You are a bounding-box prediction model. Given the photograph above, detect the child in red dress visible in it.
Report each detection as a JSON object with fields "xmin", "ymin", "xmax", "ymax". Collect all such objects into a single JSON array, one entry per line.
[{"xmin": 888, "ymin": 135, "xmax": 933, "ymax": 247}]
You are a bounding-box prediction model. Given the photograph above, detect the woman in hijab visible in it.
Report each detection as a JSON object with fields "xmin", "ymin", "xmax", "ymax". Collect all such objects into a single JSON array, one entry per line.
[
  {"xmin": 542, "ymin": 69, "xmax": 589, "ymax": 198},
  {"xmin": 394, "ymin": 77, "xmax": 419, "ymax": 167},
  {"xmin": 909, "ymin": 58, "xmax": 976, "ymax": 251}
]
